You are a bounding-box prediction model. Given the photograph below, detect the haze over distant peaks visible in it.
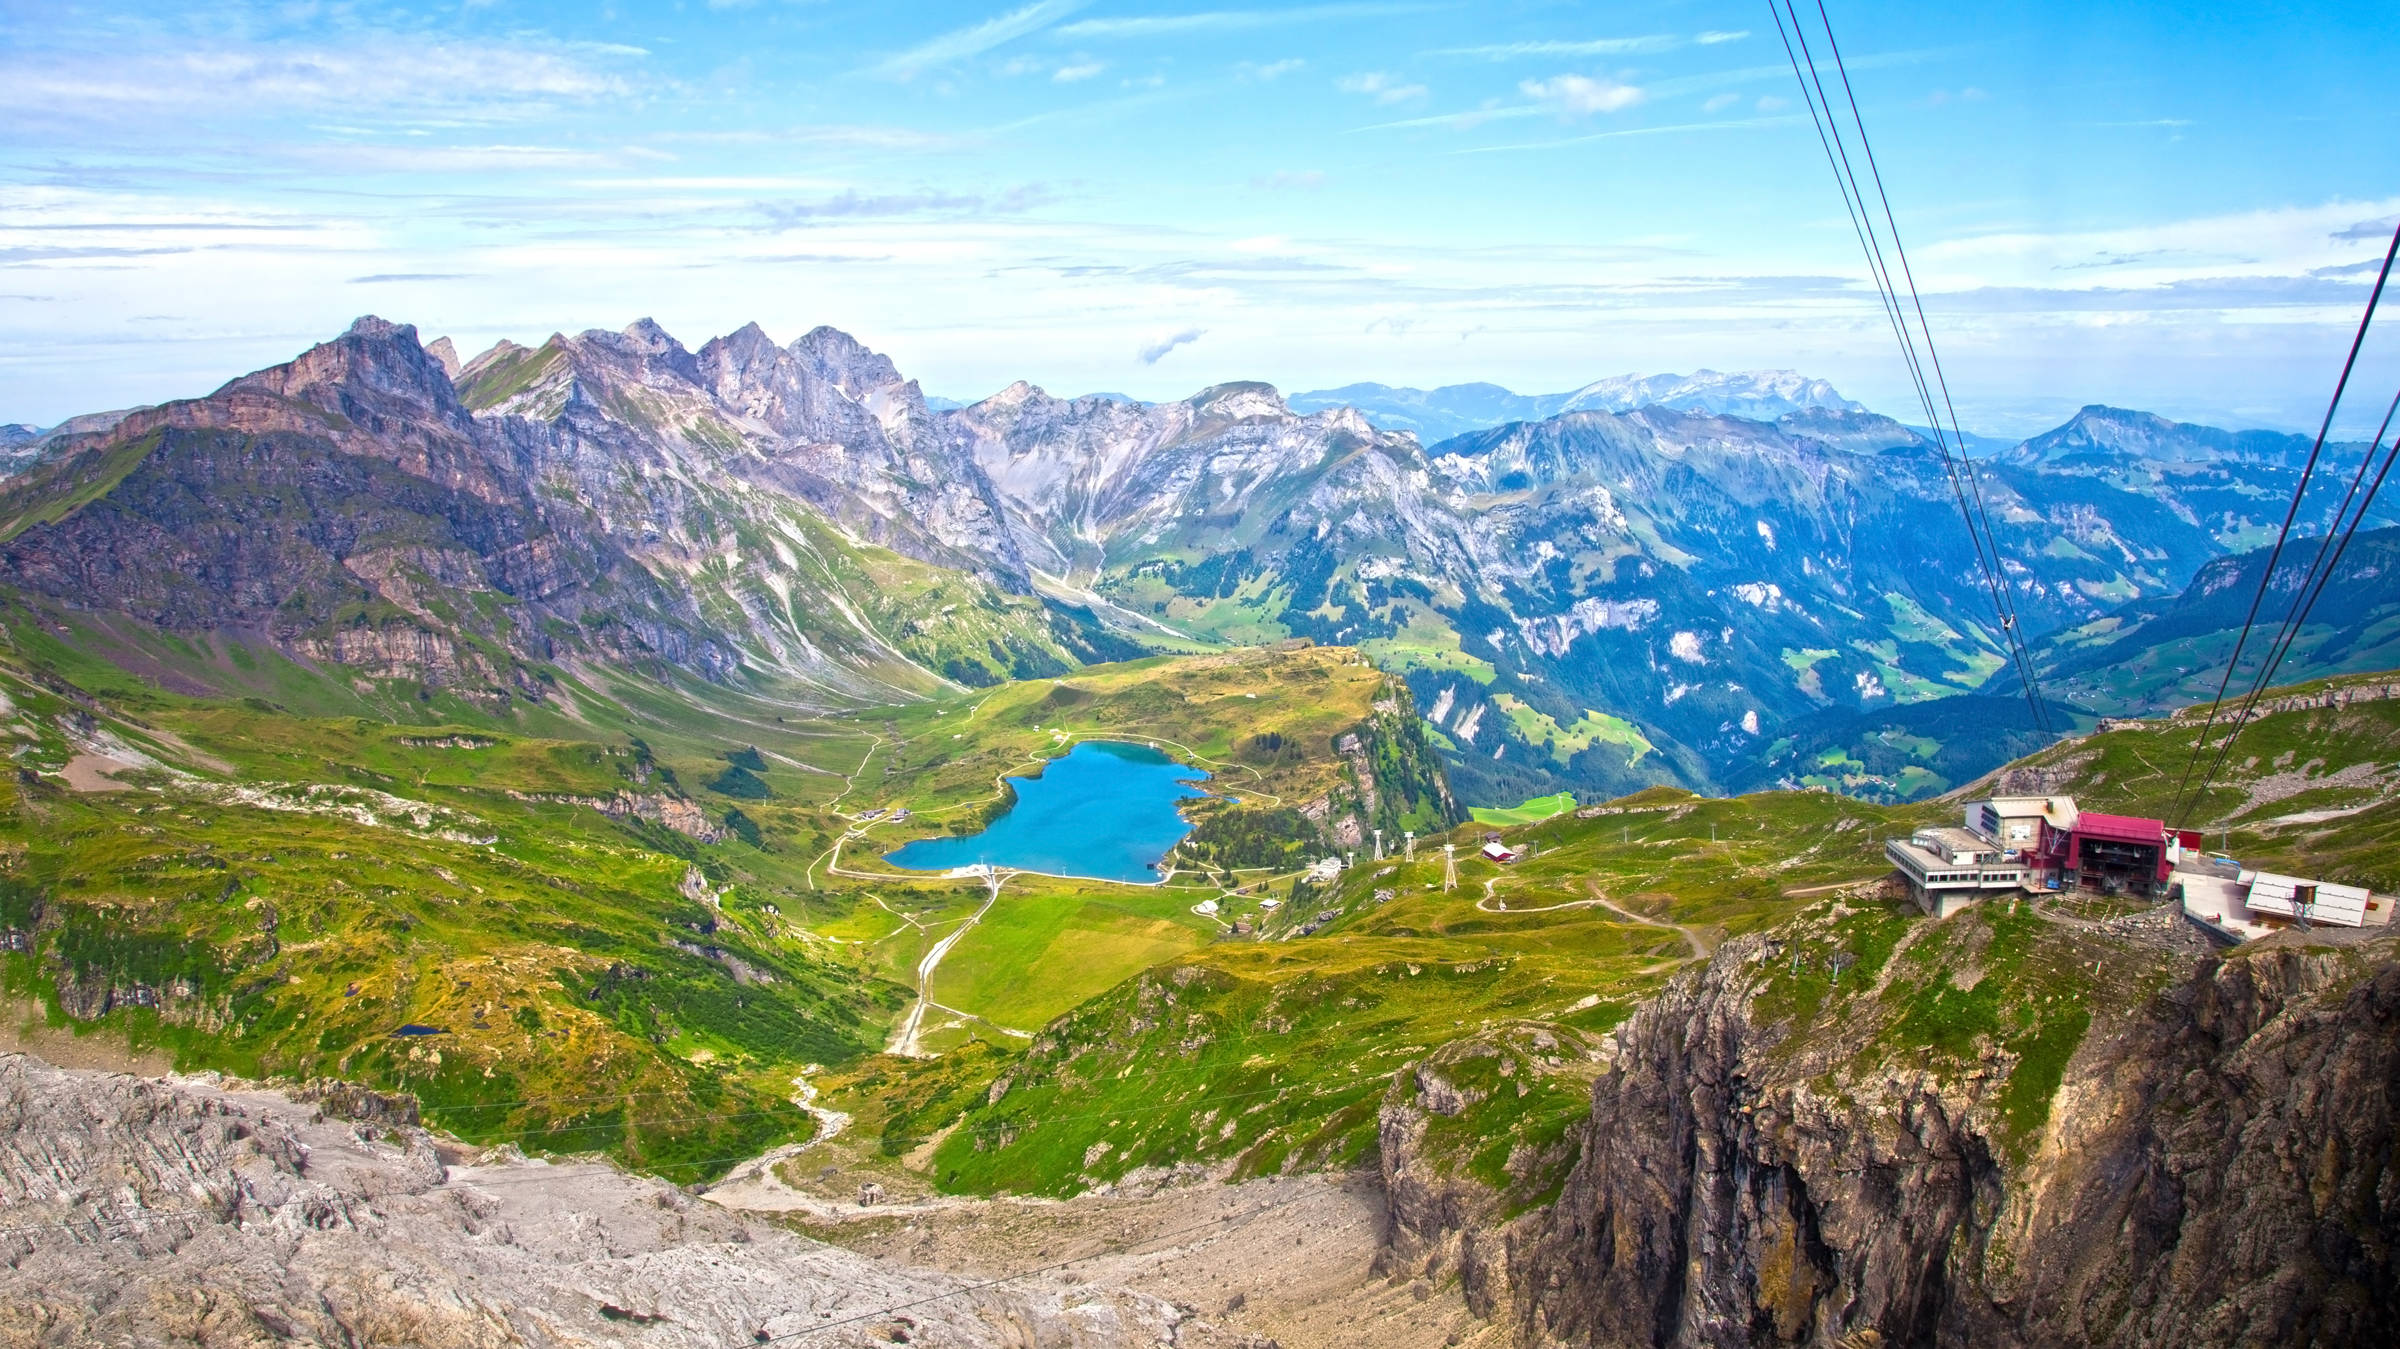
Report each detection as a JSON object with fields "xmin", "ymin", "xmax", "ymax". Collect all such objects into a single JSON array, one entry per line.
[{"xmin": 1288, "ymin": 369, "xmax": 1862, "ymax": 443}]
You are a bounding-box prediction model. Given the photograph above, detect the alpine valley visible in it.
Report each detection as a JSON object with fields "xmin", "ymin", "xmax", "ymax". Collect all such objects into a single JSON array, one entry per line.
[{"xmin": 2, "ymin": 316, "xmax": 2396, "ymax": 1348}]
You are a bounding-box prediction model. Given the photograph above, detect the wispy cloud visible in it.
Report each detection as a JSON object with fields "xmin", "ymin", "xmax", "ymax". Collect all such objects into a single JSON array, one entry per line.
[
  {"xmin": 290, "ymin": 143, "xmax": 624, "ymax": 173},
  {"xmin": 1059, "ymin": 4, "xmax": 1431, "ymax": 40},
  {"xmin": 868, "ymin": 0, "xmax": 1088, "ymax": 80},
  {"xmin": 1519, "ymin": 75, "xmax": 1644, "ymax": 118},
  {"xmin": 1697, "ymin": 30, "xmax": 1749, "ymax": 45},
  {"xmin": 1238, "ymin": 58, "xmax": 1306, "ymax": 80},
  {"xmin": 638, "ymin": 125, "xmax": 973, "ymax": 152},
  {"xmin": 1640, "ymin": 46, "xmax": 1962, "ymax": 101},
  {"xmin": 1338, "ymin": 71, "xmax": 1428, "ymax": 104},
  {"xmin": 2334, "ymin": 215, "xmax": 2399, "ymax": 242},
  {"xmin": 1431, "ymin": 35, "xmax": 1679, "ymax": 60},
  {"xmin": 1138, "ymin": 327, "xmax": 1206, "ymax": 363},
  {"xmin": 1352, "ymin": 103, "xmax": 1543, "ymax": 132},
  {"xmin": 350, "ymin": 273, "xmax": 474, "ymax": 284},
  {"xmin": 1449, "ymin": 113, "xmax": 1804, "ymax": 154},
  {"xmin": 0, "ymin": 35, "xmax": 647, "ymax": 120},
  {"xmin": 755, "ymin": 186, "xmax": 1053, "ymax": 226}
]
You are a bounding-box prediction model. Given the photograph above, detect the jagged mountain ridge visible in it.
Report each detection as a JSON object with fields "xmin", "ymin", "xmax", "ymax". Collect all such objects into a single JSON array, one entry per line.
[
  {"xmin": 0, "ymin": 317, "xmax": 1137, "ymax": 712},
  {"xmin": 958, "ymin": 384, "xmax": 2385, "ymax": 803},
  {"xmin": 6, "ymin": 315, "xmax": 2388, "ymax": 804},
  {"xmin": 962, "ymin": 387, "xmax": 1953, "ymax": 799},
  {"xmin": 1288, "ymin": 368, "xmax": 1862, "ymax": 442}
]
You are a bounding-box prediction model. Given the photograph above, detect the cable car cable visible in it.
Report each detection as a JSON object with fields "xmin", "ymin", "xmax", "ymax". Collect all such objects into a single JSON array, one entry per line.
[
  {"xmin": 2178, "ymin": 382, "xmax": 2400, "ymax": 819},
  {"xmin": 2169, "ymin": 215, "xmax": 2400, "ymax": 823},
  {"xmin": 1806, "ymin": 0, "xmax": 2050, "ymax": 730},
  {"xmin": 1769, "ymin": 1, "xmax": 2052, "ymax": 730}
]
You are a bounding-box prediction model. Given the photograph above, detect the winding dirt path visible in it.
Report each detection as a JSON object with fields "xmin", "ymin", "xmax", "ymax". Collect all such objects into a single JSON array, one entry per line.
[
  {"xmin": 1474, "ymin": 881, "xmax": 1711, "ymax": 961},
  {"xmin": 888, "ymin": 866, "xmax": 1013, "ymax": 1058}
]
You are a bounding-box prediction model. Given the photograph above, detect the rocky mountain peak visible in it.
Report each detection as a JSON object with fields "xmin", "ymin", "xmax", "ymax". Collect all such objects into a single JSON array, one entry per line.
[
  {"xmin": 618, "ymin": 317, "xmax": 684, "ymax": 355},
  {"xmin": 341, "ymin": 314, "xmax": 414, "ymax": 343},
  {"xmin": 563, "ymin": 319, "xmax": 702, "ymax": 387},
  {"xmin": 793, "ymin": 325, "xmax": 907, "ymax": 400},
  {"xmin": 423, "ymin": 336, "xmax": 461, "ymax": 380},
  {"xmin": 1774, "ymin": 406, "xmax": 1931, "ymax": 454},
  {"xmin": 695, "ymin": 321, "xmax": 775, "ymax": 369},
  {"xmin": 2010, "ymin": 404, "xmax": 2314, "ymax": 469},
  {"xmin": 458, "ymin": 338, "xmax": 529, "ymax": 376},
  {"xmin": 1558, "ymin": 367, "xmax": 1863, "ymax": 419},
  {"xmin": 1189, "ymin": 380, "xmax": 1288, "ymax": 421},
  {"xmin": 215, "ymin": 314, "xmax": 472, "ymax": 436}
]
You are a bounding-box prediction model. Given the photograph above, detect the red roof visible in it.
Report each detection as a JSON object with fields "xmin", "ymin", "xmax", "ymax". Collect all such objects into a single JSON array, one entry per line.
[{"xmin": 2073, "ymin": 812, "xmax": 2165, "ymax": 845}]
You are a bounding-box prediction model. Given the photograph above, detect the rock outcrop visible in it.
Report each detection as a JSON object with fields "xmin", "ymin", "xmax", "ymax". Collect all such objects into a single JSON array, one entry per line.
[{"xmin": 1380, "ymin": 932, "xmax": 2400, "ymax": 1347}]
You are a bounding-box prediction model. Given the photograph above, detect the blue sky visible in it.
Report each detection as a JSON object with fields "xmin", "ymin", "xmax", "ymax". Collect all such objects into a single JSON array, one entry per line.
[{"xmin": 3, "ymin": 0, "xmax": 2396, "ymax": 435}]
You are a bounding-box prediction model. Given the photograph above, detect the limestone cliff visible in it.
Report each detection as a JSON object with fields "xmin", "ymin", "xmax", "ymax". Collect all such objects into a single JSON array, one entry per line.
[{"xmin": 1382, "ymin": 910, "xmax": 2399, "ymax": 1347}]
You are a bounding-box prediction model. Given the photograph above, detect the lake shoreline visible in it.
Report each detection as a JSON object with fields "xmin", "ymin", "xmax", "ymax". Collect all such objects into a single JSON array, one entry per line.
[{"xmin": 883, "ymin": 740, "xmax": 1213, "ymax": 886}]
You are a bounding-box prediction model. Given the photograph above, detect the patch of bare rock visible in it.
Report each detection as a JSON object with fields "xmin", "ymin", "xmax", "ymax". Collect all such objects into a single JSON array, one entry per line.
[{"xmin": 0, "ymin": 1054, "xmax": 1187, "ymax": 1347}]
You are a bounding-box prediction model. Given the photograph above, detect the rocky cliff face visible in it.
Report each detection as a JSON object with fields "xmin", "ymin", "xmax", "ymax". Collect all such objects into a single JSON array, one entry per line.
[
  {"xmin": 942, "ymin": 377, "xmax": 1402, "ymax": 575},
  {"xmin": 1381, "ymin": 919, "xmax": 2400, "ymax": 1348},
  {"xmin": 0, "ymin": 319, "xmax": 744, "ymax": 705}
]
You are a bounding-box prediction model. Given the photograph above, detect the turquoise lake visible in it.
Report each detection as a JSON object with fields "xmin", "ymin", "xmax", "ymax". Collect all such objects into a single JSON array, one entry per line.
[{"xmin": 883, "ymin": 740, "xmax": 1211, "ymax": 885}]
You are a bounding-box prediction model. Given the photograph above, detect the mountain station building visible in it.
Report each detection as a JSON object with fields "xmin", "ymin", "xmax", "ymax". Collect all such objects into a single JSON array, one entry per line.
[
  {"xmin": 1887, "ymin": 794, "xmax": 2180, "ymax": 916},
  {"xmin": 1883, "ymin": 793, "xmax": 2390, "ymax": 939}
]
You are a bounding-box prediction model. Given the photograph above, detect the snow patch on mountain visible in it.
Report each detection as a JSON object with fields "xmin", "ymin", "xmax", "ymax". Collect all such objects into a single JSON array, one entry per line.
[{"xmin": 1553, "ymin": 369, "xmax": 1863, "ymax": 420}]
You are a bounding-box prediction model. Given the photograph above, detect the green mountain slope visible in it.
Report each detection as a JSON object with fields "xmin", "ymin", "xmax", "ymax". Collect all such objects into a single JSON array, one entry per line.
[{"xmin": 823, "ymin": 666, "xmax": 2400, "ymax": 1199}]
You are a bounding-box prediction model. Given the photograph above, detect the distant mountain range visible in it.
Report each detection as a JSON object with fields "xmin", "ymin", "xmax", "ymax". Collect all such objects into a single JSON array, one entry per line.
[
  {"xmin": 2026, "ymin": 524, "xmax": 2400, "ymax": 714},
  {"xmin": 1287, "ymin": 369, "xmax": 1863, "ymax": 443},
  {"xmin": 4, "ymin": 317, "xmax": 2391, "ymax": 805}
]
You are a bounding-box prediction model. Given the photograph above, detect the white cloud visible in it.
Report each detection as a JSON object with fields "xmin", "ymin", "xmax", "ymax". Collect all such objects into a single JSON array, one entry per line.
[
  {"xmin": 1697, "ymin": 30, "xmax": 1750, "ymax": 45},
  {"xmin": 1447, "ymin": 112, "xmax": 1805, "ymax": 155},
  {"xmin": 294, "ymin": 143, "xmax": 625, "ymax": 173},
  {"xmin": 1239, "ymin": 58, "xmax": 1307, "ymax": 80},
  {"xmin": 1915, "ymin": 197, "xmax": 2400, "ymax": 292},
  {"xmin": 0, "ymin": 35, "xmax": 645, "ymax": 119},
  {"xmin": 868, "ymin": 0, "xmax": 1089, "ymax": 80},
  {"xmin": 1138, "ymin": 328, "xmax": 1206, "ymax": 363},
  {"xmin": 1519, "ymin": 74, "xmax": 1645, "ymax": 119},
  {"xmin": 1060, "ymin": 4, "xmax": 1429, "ymax": 39},
  {"xmin": 1338, "ymin": 71, "xmax": 1428, "ymax": 105},
  {"xmin": 1703, "ymin": 92, "xmax": 1740, "ymax": 113},
  {"xmin": 1053, "ymin": 61, "xmax": 1106, "ymax": 82},
  {"xmin": 1433, "ymin": 35, "xmax": 1679, "ymax": 59}
]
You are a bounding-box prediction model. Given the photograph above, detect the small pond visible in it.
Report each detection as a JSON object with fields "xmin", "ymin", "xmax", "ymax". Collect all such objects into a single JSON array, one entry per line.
[{"xmin": 883, "ymin": 740, "xmax": 1211, "ymax": 885}]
